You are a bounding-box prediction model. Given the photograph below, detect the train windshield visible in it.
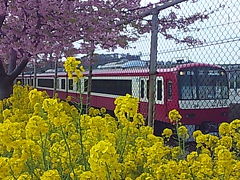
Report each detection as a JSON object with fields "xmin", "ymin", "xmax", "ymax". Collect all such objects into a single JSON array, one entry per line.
[{"xmin": 178, "ymin": 67, "xmax": 228, "ymax": 100}]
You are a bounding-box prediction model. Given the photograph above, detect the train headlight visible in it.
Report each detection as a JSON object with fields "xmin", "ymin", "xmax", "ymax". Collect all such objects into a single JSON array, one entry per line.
[{"xmin": 179, "ymin": 71, "xmax": 185, "ymax": 76}]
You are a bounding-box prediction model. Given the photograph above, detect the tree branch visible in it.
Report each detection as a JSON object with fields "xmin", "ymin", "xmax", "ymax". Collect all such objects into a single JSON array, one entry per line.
[
  {"xmin": 8, "ymin": 48, "xmax": 17, "ymax": 74},
  {"xmin": 115, "ymin": 0, "xmax": 188, "ymax": 26},
  {"xmin": 111, "ymin": 0, "xmax": 121, "ymax": 9},
  {"xmin": 9, "ymin": 58, "xmax": 29, "ymax": 81},
  {"xmin": 0, "ymin": 0, "xmax": 8, "ymax": 29},
  {"xmin": 0, "ymin": 59, "xmax": 6, "ymax": 77},
  {"xmin": 0, "ymin": 14, "xmax": 6, "ymax": 29}
]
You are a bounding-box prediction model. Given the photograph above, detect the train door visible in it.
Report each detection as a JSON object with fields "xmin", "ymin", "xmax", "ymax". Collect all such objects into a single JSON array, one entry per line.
[
  {"xmin": 155, "ymin": 76, "xmax": 165, "ymax": 121},
  {"xmin": 139, "ymin": 77, "xmax": 149, "ymax": 118},
  {"xmin": 139, "ymin": 77, "xmax": 164, "ymax": 121},
  {"xmin": 165, "ymin": 79, "xmax": 176, "ymax": 114}
]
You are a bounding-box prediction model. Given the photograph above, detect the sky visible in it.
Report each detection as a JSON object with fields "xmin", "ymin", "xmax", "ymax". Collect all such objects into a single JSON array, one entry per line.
[
  {"xmin": 95, "ymin": 0, "xmax": 240, "ymax": 65},
  {"xmin": 141, "ymin": 0, "xmax": 159, "ymax": 6}
]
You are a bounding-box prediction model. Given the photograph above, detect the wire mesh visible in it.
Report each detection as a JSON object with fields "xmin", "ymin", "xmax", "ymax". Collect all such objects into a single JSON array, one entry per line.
[
  {"xmin": 156, "ymin": 0, "xmax": 239, "ymax": 124},
  {"xmin": 93, "ymin": 0, "xmax": 239, "ymax": 135}
]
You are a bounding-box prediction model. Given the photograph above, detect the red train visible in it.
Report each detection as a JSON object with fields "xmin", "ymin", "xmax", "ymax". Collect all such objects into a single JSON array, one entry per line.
[{"xmin": 18, "ymin": 62, "xmax": 230, "ymax": 134}]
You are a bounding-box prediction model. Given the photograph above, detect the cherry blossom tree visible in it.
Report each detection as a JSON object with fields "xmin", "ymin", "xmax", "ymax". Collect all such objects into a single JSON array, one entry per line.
[
  {"xmin": 0, "ymin": 0, "xmax": 209, "ymax": 99},
  {"xmin": 0, "ymin": 0, "xmax": 143, "ymax": 99}
]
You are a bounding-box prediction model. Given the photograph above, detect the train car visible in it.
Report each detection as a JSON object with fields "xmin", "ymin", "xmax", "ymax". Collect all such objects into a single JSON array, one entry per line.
[
  {"xmin": 225, "ymin": 65, "xmax": 240, "ymax": 120},
  {"xmin": 18, "ymin": 62, "xmax": 230, "ymax": 134}
]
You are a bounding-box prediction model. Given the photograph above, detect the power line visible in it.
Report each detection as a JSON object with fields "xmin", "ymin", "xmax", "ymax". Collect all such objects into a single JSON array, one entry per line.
[
  {"xmin": 137, "ymin": 37, "xmax": 240, "ymax": 56},
  {"xmin": 158, "ymin": 37, "xmax": 240, "ymax": 54},
  {"xmin": 125, "ymin": 19, "xmax": 240, "ymax": 45},
  {"xmin": 187, "ymin": 20, "xmax": 240, "ymax": 32}
]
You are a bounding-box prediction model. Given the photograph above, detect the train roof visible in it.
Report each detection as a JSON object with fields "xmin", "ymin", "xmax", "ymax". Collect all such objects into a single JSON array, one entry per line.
[{"xmin": 21, "ymin": 62, "xmax": 223, "ymax": 77}]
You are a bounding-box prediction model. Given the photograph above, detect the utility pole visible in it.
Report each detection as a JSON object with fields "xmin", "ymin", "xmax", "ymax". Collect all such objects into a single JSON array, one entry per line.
[
  {"xmin": 146, "ymin": 0, "xmax": 187, "ymax": 128},
  {"xmin": 147, "ymin": 8, "xmax": 159, "ymax": 127}
]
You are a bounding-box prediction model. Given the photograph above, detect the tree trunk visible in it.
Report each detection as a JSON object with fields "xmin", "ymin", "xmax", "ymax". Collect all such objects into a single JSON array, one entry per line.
[
  {"xmin": 0, "ymin": 76, "xmax": 13, "ymax": 100},
  {"xmin": 0, "ymin": 49, "xmax": 29, "ymax": 100},
  {"xmin": 0, "ymin": 4, "xmax": 29, "ymax": 100}
]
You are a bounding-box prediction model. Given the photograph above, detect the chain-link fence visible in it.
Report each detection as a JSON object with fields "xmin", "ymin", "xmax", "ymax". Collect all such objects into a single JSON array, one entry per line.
[{"xmin": 94, "ymin": 0, "xmax": 240, "ymax": 135}]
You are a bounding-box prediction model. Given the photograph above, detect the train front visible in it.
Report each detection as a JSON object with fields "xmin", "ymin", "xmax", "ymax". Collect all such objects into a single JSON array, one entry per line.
[{"xmin": 177, "ymin": 65, "xmax": 229, "ymax": 133}]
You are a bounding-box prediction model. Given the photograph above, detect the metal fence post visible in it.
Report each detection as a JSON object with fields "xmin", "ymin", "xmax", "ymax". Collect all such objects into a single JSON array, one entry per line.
[
  {"xmin": 53, "ymin": 57, "xmax": 58, "ymax": 96},
  {"xmin": 86, "ymin": 49, "xmax": 94, "ymax": 114},
  {"xmin": 33, "ymin": 59, "xmax": 36, "ymax": 88},
  {"xmin": 147, "ymin": 8, "xmax": 159, "ymax": 127}
]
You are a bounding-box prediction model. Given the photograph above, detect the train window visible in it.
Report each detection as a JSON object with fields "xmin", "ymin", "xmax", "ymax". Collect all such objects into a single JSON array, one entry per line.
[
  {"xmin": 61, "ymin": 79, "xmax": 65, "ymax": 89},
  {"xmin": 167, "ymin": 81, "xmax": 173, "ymax": 100},
  {"xmin": 91, "ymin": 79, "xmax": 132, "ymax": 96},
  {"xmin": 237, "ymin": 75, "xmax": 240, "ymax": 89},
  {"xmin": 140, "ymin": 80, "xmax": 144, "ymax": 98},
  {"xmin": 230, "ymin": 80, "xmax": 235, "ymax": 89},
  {"xmin": 38, "ymin": 79, "xmax": 54, "ymax": 88},
  {"xmin": 30, "ymin": 79, "xmax": 33, "ymax": 86},
  {"xmin": 229, "ymin": 72, "xmax": 235, "ymax": 89},
  {"xmin": 178, "ymin": 67, "xmax": 228, "ymax": 100},
  {"xmin": 69, "ymin": 79, "xmax": 73, "ymax": 90},
  {"xmin": 157, "ymin": 80, "xmax": 163, "ymax": 100}
]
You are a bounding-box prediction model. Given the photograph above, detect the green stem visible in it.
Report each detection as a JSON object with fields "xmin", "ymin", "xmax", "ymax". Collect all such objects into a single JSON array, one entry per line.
[
  {"xmin": 182, "ymin": 138, "xmax": 186, "ymax": 155},
  {"xmin": 105, "ymin": 162, "xmax": 111, "ymax": 180},
  {"xmin": 77, "ymin": 80, "xmax": 83, "ymax": 114},
  {"xmin": 78, "ymin": 115, "xmax": 88, "ymax": 170},
  {"xmin": 176, "ymin": 123, "xmax": 186, "ymax": 156},
  {"xmin": 26, "ymin": 148, "xmax": 41, "ymax": 179},
  {"xmin": 61, "ymin": 126, "xmax": 76, "ymax": 179},
  {"xmin": 40, "ymin": 132, "xmax": 48, "ymax": 170},
  {"xmin": 116, "ymin": 126, "xmax": 123, "ymax": 154},
  {"xmin": 57, "ymin": 157, "xmax": 64, "ymax": 179},
  {"xmin": 176, "ymin": 123, "xmax": 181, "ymax": 148},
  {"xmin": 9, "ymin": 165, "xmax": 17, "ymax": 180},
  {"xmin": 25, "ymin": 161, "xmax": 40, "ymax": 180},
  {"xmin": 119, "ymin": 127, "xmax": 129, "ymax": 163}
]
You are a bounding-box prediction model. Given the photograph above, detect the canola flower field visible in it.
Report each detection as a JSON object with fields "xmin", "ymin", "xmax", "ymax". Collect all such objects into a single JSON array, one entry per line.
[{"xmin": 0, "ymin": 84, "xmax": 240, "ymax": 180}]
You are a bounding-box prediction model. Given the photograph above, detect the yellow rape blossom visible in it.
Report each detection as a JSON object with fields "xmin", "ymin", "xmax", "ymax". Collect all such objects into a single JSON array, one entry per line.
[
  {"xmin": 42, "ymin": 98, "xmax": 62, "ymax": 115},
  {"xmin": 162, "ymin": 128, "xmax": 173, "ymax": 138},
  {"xmin": 28, "ymin": 89, "xmax": 44, "ymax": 105},
  {"xmin": 114, "ymin": 94, "xmax": 139, "ymax": 118},
  {"xmin": 17, "ymin": 173, "xmax": 32, "ymax": 180},
  {"xmin": 168, "ymin": 109, "xmax": 182, "ymax": 124},
  {"xmin": 177, "ymin": 126, "xmax": 189, "ymax": 139},
  {"xmin": 100, "ymin": 107, "xmax": 107, "ymax": 114},
  {"xmin": 193, "ymin": 130, "xmax": 203, "ymax": 139},
  {"xmin": 78, "ymin": 171, "xmax": 96, "ymax": 179},
  {"xmin": 25, "ymin": 115, "xmax": 49, "ymax": 140},
  {"xmin": 219, "ymin": 122, "xmax": 230, "ymax": 136},
  {"xmin": 0, "ymin": 157, "xmax": 10, "ymax": 178},
  {"xmin": 0, "ymin": 85, "xmax": 240, "ymax": 180},
  {"xmin": 219, "ymin": 136, "xmax": 232, "ymax": 149},
  {"xmin": 89, "ymin": 140, "xmax": 120, "ymax": 179},
  {"xmin": 64, "ymin": 57, "xmax": 85, "ymax": 81},
  {"xmin": 40, "ymin": 169, "xmax": 61, "ymax": 180}
]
